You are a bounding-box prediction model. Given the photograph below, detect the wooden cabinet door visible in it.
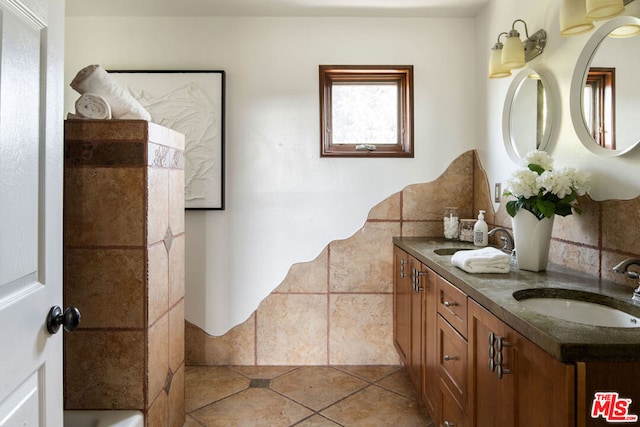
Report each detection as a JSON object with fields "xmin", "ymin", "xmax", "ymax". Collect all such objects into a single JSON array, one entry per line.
[
  {"xmin": 468, "ymin": 299, "xmax": 515, "ymax": 427},
  {"xmin": 408, "ymin": 255, "xmax": 423, "ymax": 389},
  {"xmin": 469, "ymin": 299, "xmax": 575, "ymax": 427},
  {"xmin": 512, "ymin": 326, "xmax": 575, "ymax": 427},
  {"xmin": 422, "ymin": 266, "xmax": 439, "ymax": 420},
  {"xmin": 393, "ymin": 246, "xmax": 412, "ymax": 364}
]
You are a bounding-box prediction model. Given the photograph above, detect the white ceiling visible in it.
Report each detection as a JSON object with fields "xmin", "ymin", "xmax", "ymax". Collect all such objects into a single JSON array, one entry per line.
[{"xmin": 65, "ymin": 0, "xmax": 490, "ymax": 18}]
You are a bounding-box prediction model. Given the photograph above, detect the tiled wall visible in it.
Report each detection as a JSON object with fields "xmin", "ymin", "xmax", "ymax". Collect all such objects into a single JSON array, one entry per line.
[
  {"xmin": 186, "ymin": 151, "xmax": 494, "ymax": 365},
  {"xmin": 495, "ymin": 193, "xmax": 640, "ymax": 286},
  {"xmin": 64, "ymin": 120, "xmax": 186, "ymax": 427},
  {"xmin": 186, "ymin": 150, "xmax": 640, "ymax": 366}
]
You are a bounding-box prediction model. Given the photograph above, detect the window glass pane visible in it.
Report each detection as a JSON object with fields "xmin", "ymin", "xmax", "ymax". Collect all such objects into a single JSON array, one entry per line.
[{"xmin": 331, "ymin": 84, "xmax": 398, "ymax": 145}]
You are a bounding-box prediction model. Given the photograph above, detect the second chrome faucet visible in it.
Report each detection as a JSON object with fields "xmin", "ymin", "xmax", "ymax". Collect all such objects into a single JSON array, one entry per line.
[{"xmin": 488, "ymin": 227, "xmax": 515, "ymax": 255}]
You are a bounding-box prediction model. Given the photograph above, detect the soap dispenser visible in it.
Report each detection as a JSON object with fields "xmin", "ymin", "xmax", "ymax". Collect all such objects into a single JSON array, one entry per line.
[{"xmin": 474, "ymin": 210, "xmax": 488, "ymax": 247}]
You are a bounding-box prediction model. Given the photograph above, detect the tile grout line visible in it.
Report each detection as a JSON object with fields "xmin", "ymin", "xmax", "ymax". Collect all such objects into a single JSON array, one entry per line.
[{"xmin": 185, "ymin": 365, "xmax": 429, "ymax": 426}]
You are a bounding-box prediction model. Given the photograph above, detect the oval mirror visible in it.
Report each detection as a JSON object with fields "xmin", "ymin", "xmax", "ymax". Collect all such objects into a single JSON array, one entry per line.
[
  {"xmin": 503, "ymin": 68, "xmax": 555, "ymax": 162},
  {"xmin": 570, "ymin": 16, "xmax": 640, "ymax": 157}
]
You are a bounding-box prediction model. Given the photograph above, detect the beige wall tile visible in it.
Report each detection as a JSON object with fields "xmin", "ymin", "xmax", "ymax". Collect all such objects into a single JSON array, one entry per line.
[
  {"xmin": 169, "ymin": 169, "xmax": 185, "ymax": 235},
  {"xmin": 185, "ymin": 317, "xmax": 256, "ymax": 366},
  {"xmin": 274, "ymin": 247, "xmax": 328, "ymax": 294},
  {"xmin": 64, "ymin": 168, "xmax": 145, "ymax": 247},
  {"xmin": 148, "ymin": 243, "xmax": 169, "ymax": 325},
  {"xmin": 472, "ymin": 152, "xmax": 495, "ymax": 225},
  {"xmin": 329, "ymin": 221, "xmax": 400, "ymax": 293},
  {"xmin": 149, "ymin": 122, "xmax": 185, "ymax": 151},
  {"xmin": 367, "ymin": 192, "xmax": 401, "ymax": 221},
  {"xmin": 169, "ymin": 300, "xmax": 185, "ymax": 373},
  {"xmin": 64, "ymin": 330, "xmax": 145, "ymax": 409},
  {"xmin": 64, "ymin": 248, "xmax": 144, "ymax": 329},
  {"xmin": 148, "ymin": 314, "xmax": 170, "ymax": 406},
  {"xmin": 549, "ymin": 241, "xmax": 600, "ymax": 277},
  {"xmin": 65, "ymin": 119, "xmax": 148, "ymax": 142},
  {"xmin": 401, "ymin": 221, "xmax": 441, "ymax": 237},
  {"xmin": 602, "ymin": 197, "xmax": 640, "ymax": 255},
  {"xmin": 402, "ymin": 151, "xmax": 474, "ymax": 221},
  {"xmin": 601, "ymin": 251, "xmax": 640, "ymax": 288},
  {"xmin": 148, "ymin": 167, "xmax": 170, "ymax": 245},
  {"xmin": 553, "ymin": 196, "xmax": 599, "ymax": 246},
  {"xmin": 168, "ymin": 364, "xmax": 185, "ymax": 427},
  {"xmin": 169, "ymin": 234, "xmax": 185, "ymax": 306},
  {"xmin": 256, "ymin": 294, "xmax": 328, "ymax": 365},
  {"xmin": 329, "ymin": 294, "xmax": 400, "ymax": 365},
  {"xmin": 145, "ymin": 389, "xmax": 167, "ymax": 427}
]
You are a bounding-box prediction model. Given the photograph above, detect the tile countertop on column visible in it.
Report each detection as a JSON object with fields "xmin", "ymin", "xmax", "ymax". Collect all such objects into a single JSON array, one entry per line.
[{"xmin": 393, "ymin": 237, "xmax": 640, "ymax": 363}]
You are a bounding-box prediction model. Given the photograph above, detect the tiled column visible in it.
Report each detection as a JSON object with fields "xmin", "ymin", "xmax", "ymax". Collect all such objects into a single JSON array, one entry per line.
[{"xmin": 63, "ymin": 120, "xmax": 185, "ymax": 427}]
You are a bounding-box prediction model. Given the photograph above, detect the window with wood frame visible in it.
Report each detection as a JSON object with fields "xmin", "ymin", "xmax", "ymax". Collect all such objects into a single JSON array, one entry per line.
[
  {"xmin": 319, "ymin": 65, "xmax": 414, "ymax": 158},
  {"xmin": 584, "ymin": 67, "xmax": 615, "ymax": 150}
]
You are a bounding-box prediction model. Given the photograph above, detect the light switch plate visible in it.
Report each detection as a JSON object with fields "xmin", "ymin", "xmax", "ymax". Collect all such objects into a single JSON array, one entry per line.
[{"xmin": 495, "ymin": 183, "xmax": 501, "ymax": 203}]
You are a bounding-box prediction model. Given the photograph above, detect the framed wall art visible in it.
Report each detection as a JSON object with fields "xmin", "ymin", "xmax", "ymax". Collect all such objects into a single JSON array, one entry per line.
[{"xmin": 109, "ymin": 70, "xmax": 225, "ymax": 210}]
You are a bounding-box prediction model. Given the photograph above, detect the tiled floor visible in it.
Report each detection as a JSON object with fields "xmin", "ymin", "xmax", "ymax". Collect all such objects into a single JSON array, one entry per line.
[{"xmin": 184, "ymin": 365, "xmax": 433, "ymax": 426}]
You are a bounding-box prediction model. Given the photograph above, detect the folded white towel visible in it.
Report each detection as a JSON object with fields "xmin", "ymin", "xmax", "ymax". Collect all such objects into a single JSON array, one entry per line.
[
  {"xmin": 451, "ymin": 247, "xmax": 511, "ymax": 274},
  {"xmin": 70, "ymin": 64, "xmax": 151, "ymax": 121},
  {"xmin": 74, "ymin": 93, "xmax": 112, "ymax": 119}
]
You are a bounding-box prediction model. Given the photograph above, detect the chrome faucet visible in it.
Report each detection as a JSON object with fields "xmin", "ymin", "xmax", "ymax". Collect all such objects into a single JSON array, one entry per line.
[
  {"xmin": 488, "ymin": 227, "xmax": 515, "ymax": 255},
  {"xmin": 613, "ymin": 258, "xmax": 640, "ymax": 301}
]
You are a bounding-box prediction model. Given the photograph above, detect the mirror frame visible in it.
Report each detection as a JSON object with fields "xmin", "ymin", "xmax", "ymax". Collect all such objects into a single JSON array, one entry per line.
[
  {"xmin": 502, "ymin": 68, "xmax": 555, "ymax": 162},
  {"xmin": 570, "ymin": 15, "xmax": 640, "ymax": 157}
]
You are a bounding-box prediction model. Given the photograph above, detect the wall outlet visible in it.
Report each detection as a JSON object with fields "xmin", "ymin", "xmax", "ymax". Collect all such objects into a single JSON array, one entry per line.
[{"xmin": 495, "ymin": 183, "xmax": 502, "ymax": 203}]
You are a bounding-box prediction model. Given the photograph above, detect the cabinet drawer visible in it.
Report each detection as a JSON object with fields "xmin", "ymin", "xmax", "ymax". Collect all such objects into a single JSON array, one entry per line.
[
  {"xmin": 436, "ymin": 276, "xmax": 468, "ymax": 337},
  {"xmin": 439, "ymin": 377, "xmax": 466, "ymax": 427},
  {"xmin": 437, "ymin": 315, "xmax": 467, "ymax": 407}
]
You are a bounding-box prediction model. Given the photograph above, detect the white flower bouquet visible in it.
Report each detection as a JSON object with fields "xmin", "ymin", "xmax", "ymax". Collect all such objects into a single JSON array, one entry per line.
[{"xmin": 503, "ymin": 151, "xmax": 591, "ymax": 220}]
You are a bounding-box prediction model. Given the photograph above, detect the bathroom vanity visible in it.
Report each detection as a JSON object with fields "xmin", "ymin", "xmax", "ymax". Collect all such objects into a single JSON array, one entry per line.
[{"xmin": 393, "ymin": 237, "xmax": 640, "ymax": 427}]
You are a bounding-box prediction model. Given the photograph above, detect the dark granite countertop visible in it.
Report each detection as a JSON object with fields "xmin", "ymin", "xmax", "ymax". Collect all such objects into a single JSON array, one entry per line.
[{"xmin": 394, "ymin": 237, "xmax": 640, "ymax": 363}]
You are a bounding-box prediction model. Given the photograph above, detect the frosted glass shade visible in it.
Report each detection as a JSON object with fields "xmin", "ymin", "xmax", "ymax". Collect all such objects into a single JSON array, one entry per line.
[
  {"xmin": 586, "ymin": 0, "xmax": 624, "ymax": 20},
  {"xmin": 609, "ymin": 24, "xmax": 640, "ymax": 38},
  {"xmin": 488, "ymin": 48, "xmax": 511, "ymax": 79},
  {"xmin": 560, "ymin": 0, "xmax": 595, "ymax": 36},
  {"xmin": 501, "ymin": 35, "xmax": 525, "ymax": 70}
]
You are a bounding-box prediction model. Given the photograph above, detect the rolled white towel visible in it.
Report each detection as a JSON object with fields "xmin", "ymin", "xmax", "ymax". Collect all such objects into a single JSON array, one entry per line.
[
  {"xmin": 70, "ymin": 64, "xmax": 151, "ymax": 121},
  {"xmin": 74, "ymin": 93, "xmax": 112, "ymax": 119},
  {"xmin": 451, "ymin": 247, "xmax": 511, "ymax": 274}
]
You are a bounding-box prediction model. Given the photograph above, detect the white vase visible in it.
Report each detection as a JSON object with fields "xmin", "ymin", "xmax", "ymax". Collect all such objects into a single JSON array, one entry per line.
[{"xmin": 511, "ymin": 209, "xmax": 555, "ymax": 272}]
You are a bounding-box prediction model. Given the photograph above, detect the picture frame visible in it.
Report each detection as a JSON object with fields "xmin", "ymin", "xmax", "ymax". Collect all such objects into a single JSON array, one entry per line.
[{"xmin": 109, "ymin": 70, "xmax": 226, "ymax": 210}]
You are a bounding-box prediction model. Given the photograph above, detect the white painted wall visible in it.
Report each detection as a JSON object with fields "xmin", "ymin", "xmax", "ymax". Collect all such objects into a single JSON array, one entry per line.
[
  {"xmin": 64, "ymin": 17, "xmax": 477, "ymax": 335},
  {"xmin": 475, "ymin": 0, "xmax": 640, "ymax": 207},
  {"xmin": 66, "ymin": 1, "xmax": 640, "ymax": 336}
]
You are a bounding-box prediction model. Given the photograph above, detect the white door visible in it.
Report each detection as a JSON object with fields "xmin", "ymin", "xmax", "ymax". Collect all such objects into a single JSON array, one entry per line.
[{"xmin": 0, "ymin": 0, "xmax": 65, "ymax": 425}]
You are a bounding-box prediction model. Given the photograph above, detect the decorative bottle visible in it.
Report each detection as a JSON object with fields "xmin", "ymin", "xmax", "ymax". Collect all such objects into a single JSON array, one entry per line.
[{"xmin": 474, "ymin": 210, "xmax": 488, "ymax": 247}]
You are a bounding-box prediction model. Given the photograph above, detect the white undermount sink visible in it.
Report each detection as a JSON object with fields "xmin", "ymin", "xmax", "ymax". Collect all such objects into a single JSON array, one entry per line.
[{"xmin": 513, "ymin": 289, "xmax": 640, "ymax": 328}]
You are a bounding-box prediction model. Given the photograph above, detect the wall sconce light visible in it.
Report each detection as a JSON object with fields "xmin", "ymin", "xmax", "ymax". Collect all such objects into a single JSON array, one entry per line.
[
  {"xmin": 488, "ymin": 20, "xmax": 547, "ymax": 79},
  {"xmin": 488, "ymin": 32, "xmax": 512, "ymax": 79},
  {"xmin": 560, "ymin": 0, "xmax": 639, "ymax": 37}
]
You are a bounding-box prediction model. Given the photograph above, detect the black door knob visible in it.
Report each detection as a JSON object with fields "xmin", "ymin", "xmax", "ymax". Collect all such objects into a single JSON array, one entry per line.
[{"xmin": 47, "ymin": 306, "xmax": 81, "ymax": 334}]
